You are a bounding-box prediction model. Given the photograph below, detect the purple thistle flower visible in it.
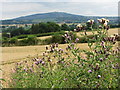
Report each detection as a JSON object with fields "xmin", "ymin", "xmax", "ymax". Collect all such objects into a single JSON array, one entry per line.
[
  {"xmin": 88, "ymin": 70, "xmax": 92, "ymax": 73},
  {"xmin": 64, "ymin": 78, "xmax": 68, "ymax": 81},
  {"xmin": 74, "ymin": 47, "xmax": 76, "ymax": 50},
  {"xmin": 23, "ymin": 68, "xmax": 27, "ymax": 72},
  {"xmin": 41, "ymin": 61, "xmax": 45, "ymax": 65},
  {"xmin": 99, "ymin": 58, "xmax": 103, "ymax": 62},
  {"xmin": 61, "ymin": 61, "xmax": 64, "ymax": 64},
  {"xmin": 71, "ymin": 43, "xmax": 75, "ymax": 46},
  {"xmin": 39, "ymin": 59, "xmax": 42, "ymax": 63},
  {"xmin": 35, "ymin": 61, "xmax": 39, "ymax": 65},
  {"xmin": 75, "ymin": 38, "xmax": 79, "ymax": 43},
  {"xmin": 101, "ymin": 41, "xmax": 104, "ymax": 44},
  {"xmin": 59, "ymin": 48, "xmax": 64, "ymax": 53},
  {"xmin": 55, "ymin": 43, "xmax": 58, "ymax": 47},
  {"xmin": 67, "ymin": 45, "xmax": 72, "ymax": 49},
  {"xmin": 29, "ymin": 68, "xmax": 33, "ymax": 72}
]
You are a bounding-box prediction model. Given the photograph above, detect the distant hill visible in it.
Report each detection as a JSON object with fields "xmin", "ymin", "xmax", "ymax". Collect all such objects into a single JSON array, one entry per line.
[{"xmin": 1, "ymin": 12, "xmax": 118, "ymax": 24}]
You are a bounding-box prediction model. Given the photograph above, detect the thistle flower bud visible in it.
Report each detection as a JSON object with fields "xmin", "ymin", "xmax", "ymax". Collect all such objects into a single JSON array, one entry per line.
[
  {"xmin": 101, "ymin": 18, "xmax": 106, "ymax": 24},
  {"xmin": 97, "ymin": 75, "xmax": 101, "ymax": 78},
  {"xmin": 23, "ymin": 68, "xmax": 27, "ymax": 72},
  {"xmin": 64, "ymin": 34, "xmax": 67, "ymax": 37},
  {"xmin": 55, "ymin": 43, "xmax": 58, "ymax": 47},
  {"xmin": 87, "ymin": 19, "xmax": 94, "ymax": 25},
  {"xmin": 96, "ymin": 63, "xmax": 99, "ymax": 66},
  {"xmin": 35, "ymin": 61, "xmax": 39, "ymax": 65},
  {"xmin": 99, "ymin": 25, "xmax": 102, "ymax": 29},
  {"xmin": 74, "ymin": 29, "xmax": 77, "ymax": 32},
  {"xmin": 98, "ymin": 18, "xmax": 109, "ymax": 25},
  {"xmin": 97, "ymin": 19, "xmax": 102, "ymax": 23},
  {"xmin": 103, "ymin": 21, "xmax": 108, "ymax": 27},
  {"xmin": 76, "ymin": 24, "xmax": 82, "ymax": 28},
  {"xmin": 46, "ymin": 46, "xmax": 48, "ymax": 50},
  {"xmin": 29, "ymin": 68, "xmax": 33, "ymax": 72},
  {"xmin": 99, "ymin": 58, "xmax": 103, "ymax": 62},
  {"xmin": 43, "ymin": 52, "xmax": 45, "ymax": 56},
  {"xmin": 39, "ymin": 59, "xmax": 42, "ymax": 63},
  {"xmin": 48, "ymin": 59, "xmax": 52, "ymax": 62}
]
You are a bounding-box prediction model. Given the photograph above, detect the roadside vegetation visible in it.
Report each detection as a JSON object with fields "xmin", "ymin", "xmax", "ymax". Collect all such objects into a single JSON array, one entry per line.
[{"xmin": 8, "ymin": 18, "xmax": 120, "ymax": 88}]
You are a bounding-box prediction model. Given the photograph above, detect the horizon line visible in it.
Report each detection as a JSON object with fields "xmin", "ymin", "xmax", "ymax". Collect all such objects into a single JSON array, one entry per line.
[{"xmin": 1, "ymin": 11, "xmax": 118, "ymax": 20}]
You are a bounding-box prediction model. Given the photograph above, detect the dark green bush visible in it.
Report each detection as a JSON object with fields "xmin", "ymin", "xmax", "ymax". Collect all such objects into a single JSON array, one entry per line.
[
  {"xmin": 43, "ymin": 35, "xmax": 65, "ymax": 45},
  {"xmin": 51, "ymin": 35, "xmax": 65, "ymax": 44},
  {"xmin": 27, "ymin": 36, "xmax": 38, "ymax": 45},
  {"xmin": 2, "ymin": 33, "xmax": 10, "ymax": 38},
  {"xmin": 10, "ymin": 37, "xmax": 18, "ymax": 44},
  {"xmin": 18, "ymin": 36, "xmax": 38, "ymax": 46}
]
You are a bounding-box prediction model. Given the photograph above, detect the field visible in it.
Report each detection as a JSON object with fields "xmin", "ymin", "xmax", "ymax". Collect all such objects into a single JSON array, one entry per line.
[{"xmin": 1, "ymin": 28, "xmax": 119, "ymax": 88}]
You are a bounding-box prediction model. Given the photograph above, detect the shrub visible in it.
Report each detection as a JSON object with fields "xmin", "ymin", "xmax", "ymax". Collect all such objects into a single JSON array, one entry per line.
[
  {"xmin": 18, "ymin": 36, "xmax": 38, "ymax": 46},
  {"xmin": 27, "ymin": 36, "xmax": 38, "ymax": 45},
  {"xmin": 51, "ymin": 34, "xmax": 65, "ymax": 44},
  {"xmin": 10, "ymin": 37, "xmax": 18, "ymax": 44},
  {"xmin": 2, "ymin": 33, "xmax": 10, "ymax": 38},
  {"xmin": 17, "ymin": 35, "xmax": 28, "ymax": 39},
  {"xmin": 18, "ymin": 38, "xmax": 28, "ymax": 46}
]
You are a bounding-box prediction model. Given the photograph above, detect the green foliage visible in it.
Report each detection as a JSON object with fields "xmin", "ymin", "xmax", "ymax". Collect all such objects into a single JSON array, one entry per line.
[
  {"xmin": 17, "ymin": 35, "xmax": 28, "ymax": 39},
  {"xmin": 42, "ymin": 35, "xmax": 65, "ymax": 45},
  {"xmin": 2, "ymin": 33, "xmax": 10, "ymax": 38},
  {"xmin": 30, "ymin": 22, "xmax": 61, "ymax": 34},
  {"xmin": 36, "ymin": 31, "xmax": 65, "ymax": 37},
  {"xmin": 50, "ymin": 34, "xmax": 65, "ymax": 44},
  {"xmin": 11, "ymin": 27, "xmax": 26, "ymax": 37},
  {"xmin": 1, "ymin": 31, "xmax": 66, "ymax": 46},
  {"xmin": 10, "ymin": 37, "xmax": 18, "ymax": 44},
  {"xmin": 18, "ymin": 36, "xmax": 38, "ymax": 46},
  {"xmin": 10, "ymin": 18, "xmax": 119, "ymax": 88},
  {"xmin": 86, "ymin": 22, "xmax": 98, "ymax": 30},
  {"xmin": 61, "ymin": 23, "xmax": 70, "ymax": 31}
]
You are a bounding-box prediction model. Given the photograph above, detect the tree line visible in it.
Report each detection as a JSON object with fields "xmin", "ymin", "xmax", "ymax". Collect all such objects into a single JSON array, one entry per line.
[
  {"xmin": 2, "ymin": 22, "xmax": 75, "ymax": 37},
  {"xmin": 2, "ymin": 21, "xmax": 116, "ymax": 38}
]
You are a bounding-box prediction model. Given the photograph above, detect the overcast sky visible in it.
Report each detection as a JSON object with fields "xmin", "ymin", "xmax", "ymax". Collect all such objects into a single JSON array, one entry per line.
[{"xmin": 0, "ymin": 0, "xmax": 119, "ymax": 20}]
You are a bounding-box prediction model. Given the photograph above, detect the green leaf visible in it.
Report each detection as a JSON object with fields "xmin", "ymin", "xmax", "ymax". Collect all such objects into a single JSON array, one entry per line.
[
  {"xmin": 0, "ymin": 78, "xmax": 6, "ymax": 82},
  {"xmin": 77, "ymin": 56, "xmax": 81, "ymax": 62}
]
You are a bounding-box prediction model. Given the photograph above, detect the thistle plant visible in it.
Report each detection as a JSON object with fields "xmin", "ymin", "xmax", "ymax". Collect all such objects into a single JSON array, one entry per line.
[{"xmin": 10, "ymin": 18, "xmax": 119, "ymax": 88}]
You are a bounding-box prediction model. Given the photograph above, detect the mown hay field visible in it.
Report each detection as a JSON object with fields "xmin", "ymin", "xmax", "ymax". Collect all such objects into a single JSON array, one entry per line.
[
  {"xmin": 2, "ymin": 28, "xmax": 119, "ymax": 64},
  {"xmin": 76, "ymin": 28, "xmax": 119, "ymax": 37}
]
